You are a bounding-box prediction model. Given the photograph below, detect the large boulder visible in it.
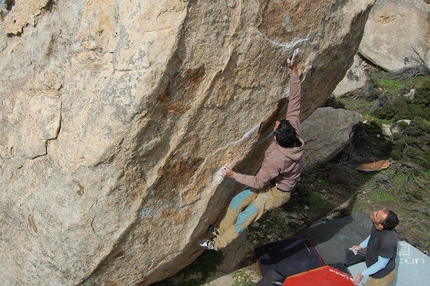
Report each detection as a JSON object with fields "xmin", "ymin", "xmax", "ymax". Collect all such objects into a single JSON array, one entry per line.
[
  {"xmin": 302, "ymin": 107, "xmax": 362, "ymax": 170},
  {"xmin": 0, "ymin": 0, "xmax": 374, "ymax": 285},
  {"xmin": 359, "ymin": 0, "xmax": 430, "ymax": 72}
]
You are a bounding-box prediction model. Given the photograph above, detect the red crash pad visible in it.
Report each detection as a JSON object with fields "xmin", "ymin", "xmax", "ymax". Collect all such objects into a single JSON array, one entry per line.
[{"xmin": 283, "ymin": 265, "xmax": 355, "ymax": 286}]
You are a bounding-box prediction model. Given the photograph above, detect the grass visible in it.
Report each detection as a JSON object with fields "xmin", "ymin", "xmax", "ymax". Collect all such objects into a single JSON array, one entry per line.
[
  {"xmin": 335, "ymin": 97, "xmax": 373, "ymax": 115},
  {"xmin": 377, "ymin": 78, "xmax": 403, "ymax": 93},
  {"xmin": 307, "ymin": 191, "xmax": 333, "ymax": 214},
  {"xmin": 232, "ymin": 265, "xmax": 261, "ymax": 286},
  {"xmin": 368, "ymin": 190, "xmax": 397, "ymax": 203},
  {"xmin": 152, "ymin": 250, "xmax": 224, "ymax": 286},
  {"xmin": 392, "ymin": 172, "xmax": 408, "ymax": 188}
]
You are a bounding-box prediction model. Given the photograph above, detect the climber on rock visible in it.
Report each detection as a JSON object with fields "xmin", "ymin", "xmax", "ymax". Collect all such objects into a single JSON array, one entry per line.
[{"xmin": 199, "ymin": 48, "xmax": 305, "ymax": 251}]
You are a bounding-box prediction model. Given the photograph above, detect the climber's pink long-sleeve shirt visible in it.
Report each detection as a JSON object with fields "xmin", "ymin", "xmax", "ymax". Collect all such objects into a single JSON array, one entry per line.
[{"xmin": 234, "ymin": 74, "xmax": 304, "ymax": 192}]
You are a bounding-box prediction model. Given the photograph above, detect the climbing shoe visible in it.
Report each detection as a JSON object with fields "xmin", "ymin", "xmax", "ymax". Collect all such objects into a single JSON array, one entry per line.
[
  {"xmin": 208, "ymin": 224, "xmax": 220, "ymax": 236},
  {"xmin": 198, "ymin": 238, "xmax": 215, "ymax": 250}
]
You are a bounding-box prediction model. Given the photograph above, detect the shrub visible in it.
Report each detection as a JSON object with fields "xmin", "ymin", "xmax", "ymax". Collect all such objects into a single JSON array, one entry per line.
[
  {"xmin": 372, "ymin": 80, "xmax": 430, "ymax": 121},
  {"xmin": 323, "ymin": 97, "xmax": 345, "ymax": 109}
]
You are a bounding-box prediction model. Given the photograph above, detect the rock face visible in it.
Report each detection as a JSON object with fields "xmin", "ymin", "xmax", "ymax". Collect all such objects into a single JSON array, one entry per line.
[
  {"xmin": 332, "ymin": 55, "xmax": 367, "ymax": 98},
  {"xmin": 359, "ymin": 0, "xmax": 430, "ymax": 72},
  {"xmin": 301, "ymin": 107, "xmax": 362, "ymax": 170},
  {"xmin": 0, "ymin": 1, "xmax": 374, "ymax": 285}
]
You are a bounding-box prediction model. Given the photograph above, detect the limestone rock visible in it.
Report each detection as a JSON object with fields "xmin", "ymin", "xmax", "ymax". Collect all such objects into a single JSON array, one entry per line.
[
  {"xmin": 0, "ymin": 0, "xmax": 374, "ymax": 285},
  {"xmin": 21, "ymin": 93, "xmax": 61, "ymax": 159},
  {"xmin": 301, "ymin": 107, "xmax": 362, "ymax": 170},
  {"xmin": 2, "ymin": 0, "xmax": 50, "ymax": 35},
  {"xmin": 382, "ymin": 119, "xmax": 412, "ymax": 136},
  {"xmin": 332, "ymin": 55, "xmax": 367, "ymax": 98},
  {"xmin": 359, "ymin": 0, "xmax": 430, "ymax": 72}
]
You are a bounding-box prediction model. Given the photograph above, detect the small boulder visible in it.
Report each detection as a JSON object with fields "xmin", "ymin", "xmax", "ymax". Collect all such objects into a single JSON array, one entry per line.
[{"xmin": 302, "ymin": 107, "xmax": 362, "ymax": 170}]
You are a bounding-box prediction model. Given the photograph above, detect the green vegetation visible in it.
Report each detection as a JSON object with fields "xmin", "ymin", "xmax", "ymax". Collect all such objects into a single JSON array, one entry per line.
[
  {"xmin": 377, "ymin": 78, "xmax": 403, "ymax": 93},
  {"xmin": 319, "ymin": 70, "xmax": 430, "ymax": 251},
  {"xmin": 372, "ymin": 85, "xmax": 430, "ymax": 121},
  {"xmin": 152, "ymin": 250, "xmax": 224, "ymax": 286},
  {"xmin": 232, "ymin": 265, "xmax": 261, "ymax": 286},
  {"xmin": 291, "ymin": 181, "xmax": 334, "ymax": 216},
  {"xmin": 368, "ymin": 190, "xmax": 397, "ymax": 203},
  {"xmin": 373, "ymin": 82, "xmax": 430, "ymax": 169}
]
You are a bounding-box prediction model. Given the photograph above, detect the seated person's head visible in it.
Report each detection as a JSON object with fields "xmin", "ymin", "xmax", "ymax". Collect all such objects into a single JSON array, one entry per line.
[
  {"xmin": 381, "ymin": 210, "xmax": 400, "ymax": 230},
  {"xmin": 274, "ymin": 119, "xmax": 298, "ymax": 148}
]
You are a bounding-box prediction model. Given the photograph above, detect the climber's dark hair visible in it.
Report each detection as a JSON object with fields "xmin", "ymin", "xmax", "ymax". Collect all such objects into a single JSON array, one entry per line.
[{"xmin": 274, "ymin": 119, "xmax": 297, "ymax": 148}]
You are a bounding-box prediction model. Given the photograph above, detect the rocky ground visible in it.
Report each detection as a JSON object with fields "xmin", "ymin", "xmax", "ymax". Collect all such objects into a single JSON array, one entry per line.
[{"xmin": 154, "ymin": 67, "xmax": 430, "ymax": 286}]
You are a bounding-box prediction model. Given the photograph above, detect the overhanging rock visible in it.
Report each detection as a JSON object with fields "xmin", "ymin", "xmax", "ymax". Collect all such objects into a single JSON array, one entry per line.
[{"xmin": 0, "ymin": 1, "xmax": 374, "ymax": 285}]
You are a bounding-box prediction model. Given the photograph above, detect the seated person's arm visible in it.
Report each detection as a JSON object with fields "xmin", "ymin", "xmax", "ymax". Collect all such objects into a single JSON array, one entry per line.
[
  {"xmin": 361, "ymin": 256, "xmax": 390, "ymax": 276},
  {"xmin": 360, "ymin": 235, "xmax": 370, "ymax": 249}
]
